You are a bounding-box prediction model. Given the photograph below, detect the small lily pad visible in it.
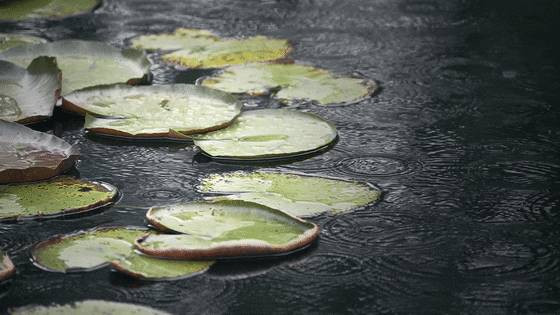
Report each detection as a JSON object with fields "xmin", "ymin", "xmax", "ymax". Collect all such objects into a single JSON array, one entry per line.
[
  {"xmin": 0, "ymin": 40, "xmax": 151, "ymax": 95},
  {"xmin": 200, "ymin": 63, "xmax": 378, "ymax": 106},
  {"xmin": 131, "ymin": 28, "xmax": 291, "ymax": 69},
  {"xmin": 0, "ymin": 56, "xmax": 61, "ymax": 124},
  {"xmin": 31, "ymin": 226, "xmax": 213, "ymax": 280},
  {"xmin": 193, "ymin": 109, "xmax": 337, "ymax": 160},
  {"xmin": 0, "ymin": 121, "xmax": 79, "ymax": 184},
  {"xmin": 138, "ymin": 200, "xmax": 319, "ymax": 259},
  {"xmin": 0, "ymin": 0, "xmax": 100, "ymax": 22},
  {"xmin": 0, "ymin": 251, "xmax": 15, "ymax": 282},
  {"xmin": 198, "ymin": 171, "xmax": 381, "ymax": 217},
  {"xmin": 9, "ymin": 300, "xmax": 171, "ymax": 315},
  {"xmin": 0, "ymin": 33, "xmax": 46, "ymax": 53},
  {"xmin": 0, "ymin": 176, "xmax": 118, "ymax": 222},
  {"xmin": 62, "ymin": 84, "xmax": 241, "ymax": 140}
]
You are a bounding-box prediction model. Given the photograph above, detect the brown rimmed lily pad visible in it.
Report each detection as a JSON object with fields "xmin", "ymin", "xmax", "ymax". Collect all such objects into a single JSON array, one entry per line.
[
  {"xmin": 0, "ymin": 121, "xmax": 79, "ymax": 184},
  {"xmin": 110, "ymin": 254, "xmax": 213, "ymax": 281},
  {"xmin": 9, "ymin": 300, "xmax": 171, "ymax": 315},
  {"xmin": 0, "ymin": 251, "xmax": 15, "ymax": 282},
  {"xmin": 137, "ymin": 200, "xmax": 319, "ymax": 260},
  {"xmin": 0, "ymin": 56, "xmax": 61, "ymax": 124},
  {"xmin": 0, "ymin": 176, "xmax": 118, "ymax": 222}
]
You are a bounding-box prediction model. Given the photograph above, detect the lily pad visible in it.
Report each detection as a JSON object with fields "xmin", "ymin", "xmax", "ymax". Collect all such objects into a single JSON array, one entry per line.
[
  {"xmin": 198, "ymin": 171, "xmax": 381, "ymax": 217},
  {"xmin": 0, "ymin": 251, "xmax": 15, "ymax": 282},
  {"xmin": 200, "ymin": 63, "xmax": 378, "ymax": 106},
  {"xmin": 62, "ymin": 84, "xmax": 241, "ymax": 139},
  {"xmin": 0, "ymin": 121, "xmax": 79, "ymax": 184},
  {"xmin": 31, "ymin": 226, "xmax": 213, "ymax": 280},
  {"xmin": 0, "ymin": 33, "xmax": 46, "ymax": 53},
  {"xmin": 9, "ymin": 300, "xmax": 171, "ymax": 315},
  {"xmin": 0, "ymin": 0, "xmax": 100, "ymax": 22},
  {"xmin": 0, "ymin": 176, "xmax": 118, "ymax": 222},
  {"xmin": 0, "ymin": 56, "xmax": 61, "ymax": 124},
  {"xmin": 0, "ymin": 40, "xmax": 151, "ymax": 95},
  {"xmin": 193, "ymin": 109, "xmax": 337, "ymax": 160},
  {"xmin": 131, "ymin": 28, "xmax": 291, "ymax": 69},
  {"xmin": 138, "ymin": 200, "xmax": 319, "ymax": 259}
]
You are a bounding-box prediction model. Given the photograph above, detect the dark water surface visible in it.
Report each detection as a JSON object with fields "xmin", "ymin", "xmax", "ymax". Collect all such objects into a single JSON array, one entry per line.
[{"xmin": 2, "ymin": 0, "xmax": 560, "ymax": 314}]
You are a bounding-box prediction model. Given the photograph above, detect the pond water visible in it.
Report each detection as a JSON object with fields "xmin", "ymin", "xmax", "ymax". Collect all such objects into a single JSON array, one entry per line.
[{"xmin": 2, "ymin": 0, "xmax": 560, "ymax": 313}]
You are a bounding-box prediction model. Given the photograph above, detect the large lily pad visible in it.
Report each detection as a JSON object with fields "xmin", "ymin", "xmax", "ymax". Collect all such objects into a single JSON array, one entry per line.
[
  {"xmin": 0, "ymin": 177, "xmax": 118, "ymax": 222},
  {"xmin": 200, "ymin": 63, "xmax": 378, "ymax": 106},
  {"xmin": 193, "ymin": 109, "xmax": 337, "ymax": 160},
  {"xmin": 0, "ymin": 56, "xmax": 61, "ymax": 124},
  {"xmin": 131, "ymin": 28, "xmax": 291, "ymax": 69},
  {"xmin": 9, "ymin": 300, "xmax": 171, "ymax": 315},
  {"xmin": 198, "ymin": 171, "xmax": 381, "ymax": 217},
  {"xmin": 138, "ymin": 200, "xmax": 319, "ymax": 259},
  {"xmin": 0, "ymin": 40, "xmax": 151, "ymax": 95},
  {"xmin": 0, "ymin": 251, "xmax": 15, "ymax": 282},
  {"xmin": 0, "ymin": 33, "xmax": 46, "ymax": 53},
  {"xmin": 0, "ymin": 0, "xmax": 100, "ymax": 22},
  {"xmin": 62, "ymin": 84, "xmax": 241, "ymax": 139},
  {"xmin": 0, "ymin": 121, "xmax": 79, "ymax": 184},
  {"xmin": 31, "ymin": 226, "xmax": 213, "ymax": 280}
]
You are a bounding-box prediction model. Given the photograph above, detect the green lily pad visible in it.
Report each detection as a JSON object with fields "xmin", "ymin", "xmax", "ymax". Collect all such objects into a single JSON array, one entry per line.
[
  {"xmin": 138, "ymin": 200, "xmax": 319, "ymax": 259},
  {"xmin": 198, "ymin": 171, "xmax": 381, "ymax": 217},
  {"xmin": 31, "ymin": 226, "xmax": 213, "ymax": 280},
  {"xmin": 0, "ymin": 0, "xmax": 100, "ymax": 22},
  {"xmin": 0, "ymin": 56, "xmax": 61, "ymax": 124},
  {"xmin": 0, "ymin": 121, "xmax": 79, "ymax": 184},
  {"xmin": 193, "ymin": 109, "xmax": 337, "ymax": 160},
  {"xmin": 131, "ymin": 28, "xmax": 291, "ymax": 69},
  {"xmin": 9, "ymin": 300, "xmax": 171, "ymax": 315},
  {"xmin": 0, "ymin": 33, "xmax": 46, "ymax": 53},
  {"xmin": 62, "ymin": 84, "xmax": 241, "ymax": 140},
  {"xmin": 0, "ymin": 251, "xmax": 15, "ymax": 282},
  {"xmin": 0, "ymin": 176, "xmax": 118, "ymax": 222},
  {"xmin": 200, "ymin": 63, "xmax": 378, "ymax": 106},
  {"xmin": 0, "ymin": 40, "xmax": 151, "ymax": 95}
]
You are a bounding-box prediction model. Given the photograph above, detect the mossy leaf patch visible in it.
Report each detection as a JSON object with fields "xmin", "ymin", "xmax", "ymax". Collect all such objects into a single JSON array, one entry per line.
[
  {"xmin": 199, "ymin": 171, "xmax": 381, "ymax": 217},
  {"xmin": 0, "ymin": 121, "xmax": 79, "ymax": 184},
  {"xmin": 0, "ymin": 40, "xmax": 150, "ymax": 95},
  {"xmin": 0, "ymin": 33, "xmax": 46, "ymax": 53},
  {"xmin": 193, "ymin": 109, "xmax": 337, "ymax": 160},
  {"xmin": 0, "ymin": 0, "xmax": 100, "ymax": 22},
  {"xmin": 200, "ymin": 63, "xmax": 377, "ymax": 106},
  {"xmin": 131, "ymin": 28, "xmax": 291, "ymax": 69},
  {"xmin": 0, "ymin": 56, "xmax": 61, "ymax": 124},
  {"xmin": 138, "ymin": 200, "xmax": 319, "ymax": 259},
  {"xmin": 0, "ymin": 251, "xmax": 15, "ymax": 282},
  {"xmin": 9, "ymin": 300, "xmax": 171, "ymax": 315}
]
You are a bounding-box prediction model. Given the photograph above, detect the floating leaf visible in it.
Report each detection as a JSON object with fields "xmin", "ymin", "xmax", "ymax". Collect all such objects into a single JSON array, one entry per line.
[
  {"xmin": 0, "ymin": 177, "xmax": 118, "ymax": 222},
  {"xmin": 0, "ymin": 56, "xmax": 61, "ymax": 124},
  {"xmin": 62, "ymin": 84, "xmax": 241, "ymax": 140},
  {"xmin": 0, "ymin": 251, "xmax": 15, "ymax": 282},
  {"xmin": 193, "ymin": 109, "xmax": 337, "ymax": 160},
  {"xmin": 131, "ymin": 28, "xmax": 291, "ymax": 69},
  {"xmin": 0, "ymin": 121, "xmax": 79, "ymax": 184},
  {"xmin": 31, "ymin": 226, "xmax": 213, "ymax": 280},
  {"xmin": 0, "ymin": 0, "xmax": 100, "ymax": 22},
  {"xmin": 9, "ymin": 300, "xmax": 171, "ymax": 315},
  {"xmin": 0, "ymin": 33, "xmax": 46, "ymax": 53},
  {"xmin": 0, "ymin": 40, "xmax": 151, "ymax": 95},
  {"xmin": 200, "ymin": 63, "xmax": 378, "ymax": 106},
  {"xmin": 138, "ymin": 200, "xmax": 319, "ymax": 259},
  {"xmin": 198, "ymin": 171, "xmax": 381, "ymax": 217}
]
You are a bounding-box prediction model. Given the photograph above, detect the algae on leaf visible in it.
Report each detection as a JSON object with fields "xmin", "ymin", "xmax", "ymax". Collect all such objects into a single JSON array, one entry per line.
[
  {"xmin": 63, "ymin": 84, "xmax": 241, "ymax": 140},
  {"xmin": 9, "ymin": 300, "xmax": 171, "ymax": 315},
  {"xmin": 199, "ymin": 171, "xmax": 381, "ymax": 217},
  {"xmin": 138, "ymin": 200, "xmax": 319, "ymax": 259},
  {"xmin": 0, "ymin": 56, "xmax": 61, "ymax": 124},
  {"xmin": 0, "ymin": 251, "xmax": 15, "ymax": 282},
  {"xmin": 0, "ymin": 177, "xmax": 118, "ymax": 221},
  {"xmin": 0, "ymin": 33, "xmax": 46, "ymax": 53},
  {"xmin": 131, "ymin": 28, "xmax": 291, "ymax": 69},
  {"xmin": 200, "ymin": 63, "xmax": 377, "ymax": 106},
  {"xmin": 193, "ymin": 109, "xmax": 337, "ymax": 160},
  {"xmin": 0, "ymin": 40, "xmax": 150, "ymax": 95},
  {"xmin": 0, "ymin": 0, "xmax": 100, "ymax": 22},
  {"xmin": 0, "ymin": 121, "xmax": 79, "ymax": 184}
]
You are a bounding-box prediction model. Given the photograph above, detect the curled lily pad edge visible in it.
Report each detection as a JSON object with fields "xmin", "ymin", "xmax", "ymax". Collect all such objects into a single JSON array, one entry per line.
[{"xmin": 0, "ymin": 252, "xmax": 15, "ymax": 282}]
